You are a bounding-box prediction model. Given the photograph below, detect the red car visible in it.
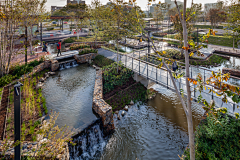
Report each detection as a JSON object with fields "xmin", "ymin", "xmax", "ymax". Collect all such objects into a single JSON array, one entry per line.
[{"xmin": 64, "ymin": 22, "xmax": 68, "ymax": 24}]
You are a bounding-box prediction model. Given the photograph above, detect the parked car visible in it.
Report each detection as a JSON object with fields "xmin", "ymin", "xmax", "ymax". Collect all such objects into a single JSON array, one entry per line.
[
  {"xmin": 52, "ymin": 21, "xmax": 57, "ymax": 24},
  {"xmin": 64, "ymin": 22, "xmax": 68, "ymax": 24}
]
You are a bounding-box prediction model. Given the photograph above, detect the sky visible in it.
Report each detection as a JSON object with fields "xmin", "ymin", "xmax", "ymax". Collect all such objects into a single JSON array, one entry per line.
[{"xmin": 46, "ymin": 0, "xmax": 220, "ymax": 11}]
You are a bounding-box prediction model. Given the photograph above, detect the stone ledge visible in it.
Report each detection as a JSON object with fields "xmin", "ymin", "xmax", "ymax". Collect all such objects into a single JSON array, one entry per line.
[
  {"xmin": 92, "ymin": 70, "xmax": 114, "ymax": 136},
  {"xmin": 74, "ymin": 53, "xmax": 98, "ymax": 64}
]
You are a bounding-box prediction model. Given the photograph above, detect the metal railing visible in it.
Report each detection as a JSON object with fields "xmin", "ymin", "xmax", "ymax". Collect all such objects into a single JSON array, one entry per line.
[{"xmin": 110, "ymin": 50, "xmax": 240, "ymax": 115}]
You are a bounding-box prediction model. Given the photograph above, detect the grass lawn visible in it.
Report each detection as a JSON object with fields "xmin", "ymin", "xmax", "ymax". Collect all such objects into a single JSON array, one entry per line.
[
  {"xmin": 208, "ymin": 35, "xmax": 235, "ymax": 48},
  {"xmin": 193, "ymin": 25, "xmax": 223, "ymax": 29}
]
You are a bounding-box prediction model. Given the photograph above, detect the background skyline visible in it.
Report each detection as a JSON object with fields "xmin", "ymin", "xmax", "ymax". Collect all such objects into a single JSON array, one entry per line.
[{"xmin": 46, "ymin": 0, "xmax": 220, "ymax": 11}]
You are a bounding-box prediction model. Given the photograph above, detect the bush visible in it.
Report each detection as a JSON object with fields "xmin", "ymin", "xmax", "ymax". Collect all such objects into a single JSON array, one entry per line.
[
  {"xmin": 183, "ymin": 112, "xmax": 240, "ymax": 160},
  {"xmin": 152, "ymin": 32, "xmax": 167, "ymax": 37},
  {"xmin": 0, "ymin": 59, "xmax": 44, "ymax": 87},
  {"xmin": 102, "ymin": 62, "xmax": 134, "ymax": 94},
  {"xmin": 79, "ymin": 48, "xmax": 98, "ymax": 55},
  {"xmin": 64, "ymin": 38, "xmax": 75, "ymax": 44},
  {"xmin": 70, "ymin": 44, "xmax": 90, "ymax": 50},
  {"xmin": 0, "ymin": 75, "xmax": 16, "ymax": 87},
  {"xmin": 92, "ymin": 55, "xmax": 114, "ymax": 68},
  {"xmin": 46, "ymin": 27, "xmax": 54, "ymax": 31}
]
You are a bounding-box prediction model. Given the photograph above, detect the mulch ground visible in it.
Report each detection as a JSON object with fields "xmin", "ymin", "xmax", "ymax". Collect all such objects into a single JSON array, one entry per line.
[{"xmin": 0, "ymin": 87, "xmax": 9, "ymax": 140}]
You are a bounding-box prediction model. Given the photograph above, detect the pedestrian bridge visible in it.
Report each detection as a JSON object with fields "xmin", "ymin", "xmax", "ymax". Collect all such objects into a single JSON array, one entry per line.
[{"xmin": 98, "ymin": 48, "xmax": 240, "ymax": 115}]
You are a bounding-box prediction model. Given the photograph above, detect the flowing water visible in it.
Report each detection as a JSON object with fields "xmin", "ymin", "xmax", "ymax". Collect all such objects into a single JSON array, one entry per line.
[
  {"xmin": 69, "ymin": 84, "xmax": 204, "ymax": 160},
  {"xmin": 42, "ymin": 64, "xmax": 97, "ymax": 131}
]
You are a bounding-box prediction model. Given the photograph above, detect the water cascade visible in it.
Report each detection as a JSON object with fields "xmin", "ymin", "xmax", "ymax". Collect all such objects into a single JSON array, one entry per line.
[
  {"xmin": 69, "ymin": 120, "xmax": 106, "ymax": 160},
  {"xmin": 59, "ymin": 60, "xmax": 78, "ymax": 70}
]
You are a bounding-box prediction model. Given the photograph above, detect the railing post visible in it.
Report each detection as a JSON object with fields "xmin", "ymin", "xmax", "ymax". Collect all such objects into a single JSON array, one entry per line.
[
  {"xmin": 147, "ymin": 63, "xmax": 148, "ymax": 79},
  {"xmin": 132, "ymin": 56, "xmax": 133, "ymax": 70},
  {"xmin": 139, "ymin": 51, "xmax": 140, "ymax": 75},
  {"xmin": 125, "ymin": 54, "xmax": 127, "ymax": 67},
  {"xmin": 156, "ymin": 66, "xmax": 157, "ymax": 82},
  {"xmin": 179, "ymin": 78, "xmax": 181, "ymax": 92},
  {"xmin": 191, "ymin": 66, "xmax": 193, "ymax": 78},
  {"xmin": 233, "ymin": 103, "xmax": 236, "ymax": 112},
  {"xmin": 204, "ymin": 70, "xmax": 206, "ymax": 82},
  {"xmin": 212, "ymin": 86, "xmax": 214, "ymax": 100},
  {"xmin": 167, "ymin": 70, "xmax": 169, "ymax": 89},
  {"xmin": 194, "ymin": 84, "xmax": 196, "ymax": 101}
]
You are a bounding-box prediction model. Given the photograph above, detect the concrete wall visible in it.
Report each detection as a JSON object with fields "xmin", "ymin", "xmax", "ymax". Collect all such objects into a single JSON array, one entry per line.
[{"xmin": 133, "ymin": 73, "xmax": 155, "ymax": 88}]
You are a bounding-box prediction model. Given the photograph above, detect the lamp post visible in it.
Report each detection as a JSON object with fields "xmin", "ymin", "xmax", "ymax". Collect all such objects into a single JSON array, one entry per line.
[{"xmin": 14, "ymin": 82, "xmax": 23, "ymax": 160}]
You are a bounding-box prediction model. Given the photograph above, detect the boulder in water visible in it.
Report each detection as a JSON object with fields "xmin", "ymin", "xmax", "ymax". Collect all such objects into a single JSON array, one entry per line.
[
  {"xmin": 39, "ymin": 77, "xmax": 45, "ymax": 82},
  {"xmin": 117, "ymin": 114, "xmax": 121, "ymax": 120},
  {"xmin": 115, "ymin": 111, "xmax": 119, "ymax": 115},
  {"xmin": 48, "ymin": 72, "xmax": 56, "ymax": 75},
  {"xmin": 130, "ymin": 100, "xmax": 134, "ymax": 105},
  {"xmin": 121, "ymin": 111, "xmax": 125, "ymax": 116},
  {"xmin": 36, "ymin": 82, "xmax": 43, "ymax": 90},
  {"xmin": 123, "ymin": 106, "xmax": 128, "ymax": 111}
]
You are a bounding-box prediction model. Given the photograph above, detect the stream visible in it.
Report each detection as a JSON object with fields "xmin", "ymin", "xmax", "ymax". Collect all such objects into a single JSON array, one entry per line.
[{"xmin": 42, "ymin": 62, "xmax": 204, "ymax": 159}]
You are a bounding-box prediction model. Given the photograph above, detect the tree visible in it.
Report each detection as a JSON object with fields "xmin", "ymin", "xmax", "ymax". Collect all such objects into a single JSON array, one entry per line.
[
  {"xmin": 153, "ymin": 3, "xmax": 164, "ymax": 29},
  {"xmin": 225, "ymin": 0, "xmax": 240, "ymax": 50},
  {"xmin": 62, "ymin": 3, "xmax": 87, "ymax": 40},
  {"xmin": 207, "ymin": 8, "xmax": 226, "ymax": 29}
]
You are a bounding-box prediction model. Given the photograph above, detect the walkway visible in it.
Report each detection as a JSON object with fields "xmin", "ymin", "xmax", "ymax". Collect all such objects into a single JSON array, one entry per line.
[{"xmin": 98, "ymin": 48, "xmax": 240, "ymax": 115}]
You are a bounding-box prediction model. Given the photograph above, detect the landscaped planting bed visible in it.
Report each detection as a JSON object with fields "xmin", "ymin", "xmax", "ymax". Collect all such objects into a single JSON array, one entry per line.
[
  {"xmin": 91, "ymin": 55, "xmax": 114, "ymax": 68},
  {"xmin": 0, "ymin": 59, "xmax": 44, "ymax": 88},
  {"xmin": 183, "ymin": 111, "xmax": 240, "ymax": 159},
  {"xmin": 70, "ymin": 44, "xmax": 90, "ymax": 50},
  {"xmin": 0, "ymin": 87, "xmax": 9, "ymax": 140},
  {"xmin": 101, "ymin": 62, "xmax": 155, "ymax": 112},
  {"xmin": 4, "ymin": 69, "xmax": 49, "ymax": 141},
  {"xmin": 79, "ymin": 48, "xmax": 98, "ymax": 55},
  {"xmin": 147, "ymin": 49, "xmax": 227, "ymax": 67},
  {"xmin": 105, "ymin": 83, "xmax": 148, "ymax": 112}
]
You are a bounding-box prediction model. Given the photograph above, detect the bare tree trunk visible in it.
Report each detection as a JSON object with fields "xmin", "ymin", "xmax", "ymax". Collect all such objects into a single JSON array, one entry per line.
[
  {"xmin": 25, "ymin": 25, "xmax": 28, "ymax": 64},
  {"xmin": 30, "ymin": 26, "xmax": 33, "ymax": 55},
  {"xmin": 182, "ymin": 9, "xmax": 195, "ymax": 160}
]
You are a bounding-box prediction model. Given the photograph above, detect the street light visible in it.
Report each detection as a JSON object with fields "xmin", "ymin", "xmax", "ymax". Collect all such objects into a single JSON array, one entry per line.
[{"xmin": 14, "ymin": 82, "xmax": 23, "ymax": 160}]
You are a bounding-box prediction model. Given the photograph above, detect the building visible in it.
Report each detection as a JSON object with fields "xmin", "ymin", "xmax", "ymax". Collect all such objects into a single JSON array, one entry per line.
[
  {"xmin": 51, "ymin": 6, "xmax": 64, "ymax": 13},
  {"xmin": 51, "ymin": 0, "xmax": 85, "ymax": 13},
  {"xmin": 149, "ymin": 0, "xmax": 183, "ymax": 14},
  {"xmin": 67, "ymin": 0, "xmax": 85, "ymax": 5},
  {"xmin": 204, "ymin": 2, "xmax": 223, "ymax": 13}
]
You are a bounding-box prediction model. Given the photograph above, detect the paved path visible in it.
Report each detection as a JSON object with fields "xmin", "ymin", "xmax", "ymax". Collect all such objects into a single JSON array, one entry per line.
[{"xmin": 98, "ymin": 48, "xmax": 240, "ymax": 114}]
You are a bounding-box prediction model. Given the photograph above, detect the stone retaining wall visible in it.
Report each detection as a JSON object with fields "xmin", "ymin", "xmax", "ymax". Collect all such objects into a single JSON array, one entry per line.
[
  {"xmin": 74, "ymin": 53, "xmax": 98, "ymax": 64},
  {"xmin": 92, "ymin": 69, "xmax": 114, "ymax": 136},
  {"xmin": 222, "ymin": 67, "xmax": 240, "ymax": 78}
]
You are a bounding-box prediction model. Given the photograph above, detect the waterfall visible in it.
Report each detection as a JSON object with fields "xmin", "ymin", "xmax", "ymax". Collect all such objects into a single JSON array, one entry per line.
[
  {"xmin": 59, "ymin": 61, "xmax": 78, "ymax": 70},
  {"xmin": 69, "ymin": 121, "xmax": 106, "ymax": 160}
]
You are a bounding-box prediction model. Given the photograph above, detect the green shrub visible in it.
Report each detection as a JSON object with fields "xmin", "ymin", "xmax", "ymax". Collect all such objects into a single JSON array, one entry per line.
[
  {"xmin": 102, "ymin": 62, "xmax": 134, "ymax": 94},
  {"xmin": 79, "ymin": 48, "xmax": 98, "ymax": 55},
  {"xmin": 92, "ymin": 55, "xmax": 114, "ymax": 68},
  {"xmin": 183, "ymin": 112, "xmax": 240, "ymax": 160},
  {"xmin": 70, "ymin": 44, "xmax": 90, "ymax": 50},
  {"xmin": 46, "ymin": 27, "xmax": 54, "ymax": 31},
  {"xmin": 0, "ymin": 59, "xmax": 43, "ymax": 87},
  {"xmin": 0, "ymin": 75, "xmax": 16, "ymax": 87},
  {"xmin": 64, "ymin": 38, "xmax": 75, "ymax": 44}
]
